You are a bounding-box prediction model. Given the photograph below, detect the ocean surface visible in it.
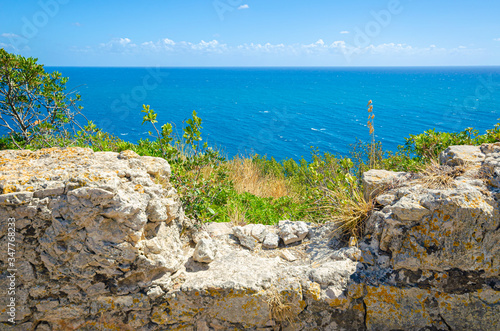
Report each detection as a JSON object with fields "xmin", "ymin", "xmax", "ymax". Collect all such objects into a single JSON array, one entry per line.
[{"xmin": 46, "ymin": 67, "xmax": 500, "ymax": 161}]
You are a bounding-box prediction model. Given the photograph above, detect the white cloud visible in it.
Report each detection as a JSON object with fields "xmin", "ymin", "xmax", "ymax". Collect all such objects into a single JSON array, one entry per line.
[
  {"xmin": 73, "ymin": 22, "xmax": 82, "ymax": 27},
  {"xmin": 238, "ymin": 4, "xmax": 249, "ymax": 10},
  {"xmin": 98, "ymin": 37, "xmax": 137, "ymax": 53},
  {"xmin": 81, "ymin": 37, "xmax": 480, "ymax": 60},
  {"xmin": 340, "ymin": 31, "xmax": 349, "ymax": 34},
  {"xmin": 191, "ymin": 40, "xmax": 227, "ymax": 53},
  {"xmin": 237, "ymin": 42, "xmax": 288, "ymax": 54},
  {"xmin": 163, "ymin": 38, "xmax": 175, "ymax": 46},
  {"xmin": 1, "ymin": 33, "xmax": 20, "ymax": 38},
  {"xmin": 494, "ymin": 38, "xmax": 500, "ymax": 41},
  {"xmin": 119, "ymin": 38, "xmax": 132, "ymax": 45},
  {"xmin": 100, "ymin": 37, "xmax": 228, "ymax": 54}
]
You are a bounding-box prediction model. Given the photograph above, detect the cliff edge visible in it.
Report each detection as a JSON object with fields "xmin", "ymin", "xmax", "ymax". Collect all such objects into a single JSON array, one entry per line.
[{"xmin": 0, "ymin": 145, "xmax": 499, "ymax": 330}]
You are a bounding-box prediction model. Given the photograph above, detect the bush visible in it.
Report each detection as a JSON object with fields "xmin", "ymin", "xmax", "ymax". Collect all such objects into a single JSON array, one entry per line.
[
  {"xmin": 0, "ymin": 49, "xmax": 86, "ymax": 148},
  {"xmin": 403, "ymin": 125, "xmax": 500, "ymax": 161}
]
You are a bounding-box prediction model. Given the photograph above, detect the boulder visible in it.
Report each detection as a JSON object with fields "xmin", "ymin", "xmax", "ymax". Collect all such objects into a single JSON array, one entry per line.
[{"xmin": 262, "ymin": 232, "xmax": 280, "ymax": 249}]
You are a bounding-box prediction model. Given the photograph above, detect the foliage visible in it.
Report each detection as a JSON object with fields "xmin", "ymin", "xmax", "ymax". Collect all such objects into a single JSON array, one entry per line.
[
  {"xmin": 140, "ymin": 105, "xmax": 230, "ymax": 221},
  {"xmin": 0, "ymin": 49, "xmax": 87, "ymax": 148},
  {"xmin": 403, "ymin": 124, "xmax": 500, "ymax": 161}
]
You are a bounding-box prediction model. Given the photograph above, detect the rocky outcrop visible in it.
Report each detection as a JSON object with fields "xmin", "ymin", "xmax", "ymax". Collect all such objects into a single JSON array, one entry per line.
[
  {"xmin": 0, "ymin": 148, "xmax": 192, "ymax": 330},
  {"xmin": 1, "ymin": 145, "xmax": 499, "ymax": 330},
  {"xmin": 358, "ymin": 143, "xmax": 500, "ymax": 330}
]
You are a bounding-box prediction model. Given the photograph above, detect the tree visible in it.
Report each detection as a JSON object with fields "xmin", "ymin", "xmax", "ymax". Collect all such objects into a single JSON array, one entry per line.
[{"xmin": 0, "ymin": 48, "xmax": 84, "ymax": 148}]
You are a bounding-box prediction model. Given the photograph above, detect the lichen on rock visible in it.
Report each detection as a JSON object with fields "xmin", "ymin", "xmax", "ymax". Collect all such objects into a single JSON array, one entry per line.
[{"xmin": 1, "ymin": 145, "xmax": 499, "ymax": 330}]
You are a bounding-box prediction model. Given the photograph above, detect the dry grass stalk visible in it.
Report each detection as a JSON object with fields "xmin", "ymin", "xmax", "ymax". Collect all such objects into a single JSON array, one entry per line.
[
  {"xmin": 416, "ymin": 160, "xmax": 468, "ymax": 189},
  {"xmin": 474, "ymin": 164, "xmax": 495, "ymax": 181},
  {"xmin": 227, "ymin": 156, "xmax": 290, "ymax": 199},
  {"xmin": 266, "ymin": 286, "xmax": 296, "ymax": 326},
  {"xmin": 317, "ymin": 186, "xmax": 373, "ymax": 240},
  {"xmin": 228, "ymin": 202, "xmax": 247, "ymax": 226}
]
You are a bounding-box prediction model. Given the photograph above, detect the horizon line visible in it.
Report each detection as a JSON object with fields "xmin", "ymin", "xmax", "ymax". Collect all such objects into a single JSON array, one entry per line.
[{"xmin": 44, "ymin": 65, "xmax": 500, "ymax": 68}]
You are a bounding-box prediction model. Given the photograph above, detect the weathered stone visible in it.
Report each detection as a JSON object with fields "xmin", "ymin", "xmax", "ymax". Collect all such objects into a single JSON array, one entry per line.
[
  {"xmin": 191, "ymin": 229, "xmax": 210, "ymax": 244},
  {"xmin": 375, "ymin": 193, "xmax": 397, "ymax": 206},
  {"xmin": 278, "ymin": 220, "xmax": 309, "ymax": 245},
  {"xmin": 440, "ymin": 145, "xmax": 485, "ymax": 166},
  {"xmin": 436, "ymin": 288, "xmax": 500, "ymax": 331},
  {"xmin": 233, "ymin": 225, "xmax": 258, "ymax": 250},
  {"xmin": 280, "ymin": 250, "xmax": 297, "ymax": 262},
  {"xmin": 147, "ymin": 285, "xmax": 165, "ymax": 300},
  {"xmin": 0, "ymin": 148, "xmax": 188, "ymax": 328},
  {"xmin": 388, "ymin": 195, "xmax": 431, "ymax": 222},
  {"xmin": 362, "ymin": 169, "xmax": 406, "ymax": 200},
  {"xmin": 193, "ymin": 238, "xmax": 217, "ymax": 263},
  {"xmin": 364, "ymin": 286, "xmax": 434, "ymax": 330},
  {"xmin": 262, "ymin": 232, "xmax": 280, "ymax": 249},
  {"xmin": 1, "ymin": 146, "xmax": 499, "ymax": 330},
  {"xmin": 309, "ymin": 260, "xmax": 357, "ymax": 287},
  {"xmin": 206, "ymin": 222, "xmax": 233, "ymax": 237},
  {"xmin": 250, "ymin": 223, "xmax": 268, "ymax": 242}
]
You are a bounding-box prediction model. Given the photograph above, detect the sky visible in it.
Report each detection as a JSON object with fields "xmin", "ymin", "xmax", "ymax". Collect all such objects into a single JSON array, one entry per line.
[{"xmin": 0, "ymin": 0, "xmax": 499, "ymax": 66}]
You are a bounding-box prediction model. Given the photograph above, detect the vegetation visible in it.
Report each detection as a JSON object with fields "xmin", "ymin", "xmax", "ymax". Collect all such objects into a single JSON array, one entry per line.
[
  {"xmin": 0, "ymin": 48, "xmax": 87, "ymax": 149},
  {"xmin": 1, "ymin": 49, "xmax": 499, "ymax": 240}
]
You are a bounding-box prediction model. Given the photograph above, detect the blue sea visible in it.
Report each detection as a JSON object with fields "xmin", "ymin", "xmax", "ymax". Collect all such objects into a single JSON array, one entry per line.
[{"xmin": 47, "ymin": 67, "xmax": 500, "ymax": 161}]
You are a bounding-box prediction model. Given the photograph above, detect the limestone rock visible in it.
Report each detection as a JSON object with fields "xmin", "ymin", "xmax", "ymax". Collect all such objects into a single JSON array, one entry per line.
[
  {"xmin": 206, "ymin": 222, "xmax": 232, "ymax": 237},
  {"xmin": 262, "ymin": 232, "xmax": 280, "ymax": 249},
  {"xmin": 193, "ymin": 238, "xmax": 217, "ymax": 263},
  {"xmin": 232, "ymin": 225, "xmax": 258, "ymax": 250},
  {"xmin": 375, "ymin": 193, "xmax": 397, "ymax": 206},
  {"xmin": 279, "ymin": 250, "xmax": 297, "ymax": 262},
  {"xmin": 387, "ymin": 195, "xmax": 431, "ymax": 222},
  {"xmin": 278, "ymin": 220, "xmax": 309, "ymax": 245},
  {"xmin": 439, "ymin": 145, "xmax": 485, "ymax": 166},
  {"xmin": 1, "ymin": 146, "xmax": 499, "ymax": 330},
  {"xmin": 0, "ymin": 148, "xmax": 189, "ymax": 328},
  {"xmin": 250, "ymin": 223, "xmax": 268, "ymax": 242},
  {"xmin": 362, "ymin": 169, "xmax": 406, "ymax": 201}
]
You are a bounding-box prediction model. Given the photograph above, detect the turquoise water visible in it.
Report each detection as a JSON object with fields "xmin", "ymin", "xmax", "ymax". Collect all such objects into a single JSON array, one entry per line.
[{"xmin": 48, "ymin": 67, "xmax": 500, "ymax": 160}]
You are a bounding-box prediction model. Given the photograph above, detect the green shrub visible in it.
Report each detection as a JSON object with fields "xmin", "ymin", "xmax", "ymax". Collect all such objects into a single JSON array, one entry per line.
[
  {"xmin": 0, "ymin": 49, "xmax": 86, "ymax": 148},
  {"xmin": 404, "ymin": 124, "xmax": 500, "ymax": 161}
]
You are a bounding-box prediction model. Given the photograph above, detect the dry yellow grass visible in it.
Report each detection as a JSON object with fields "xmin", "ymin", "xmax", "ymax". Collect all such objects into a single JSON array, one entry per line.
[
  {"xmin": 316, "ymin": 185, "xmax": 373, "ymax": 240},
  {"xmin": 416, "ymin": 159, "xmax": 467, "ymax": 189},
  {"xmin": 226, "ymin": 156, "xmax": 291, "ymax": 199},
  {"xmin": 266, "ymin": 286, "xmax": 297, "ymax": 325}
]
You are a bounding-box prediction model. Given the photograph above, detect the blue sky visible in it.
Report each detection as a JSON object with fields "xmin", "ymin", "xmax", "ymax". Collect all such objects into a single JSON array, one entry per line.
[{"xmin": 1, "ymin": 0, "xmax": 499, "ymax": 66}]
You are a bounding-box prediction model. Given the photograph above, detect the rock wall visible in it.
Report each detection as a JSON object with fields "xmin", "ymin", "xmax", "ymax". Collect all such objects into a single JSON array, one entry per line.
[{"xmin": 0, "ymin": 146, "xmax": 499, "ymax": 330}]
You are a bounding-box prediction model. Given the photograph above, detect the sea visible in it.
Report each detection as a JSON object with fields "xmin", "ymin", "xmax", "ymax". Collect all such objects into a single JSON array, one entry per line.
[{"xmin": 46, "ymin": 67, "xmax": 500, "ymax": 161}]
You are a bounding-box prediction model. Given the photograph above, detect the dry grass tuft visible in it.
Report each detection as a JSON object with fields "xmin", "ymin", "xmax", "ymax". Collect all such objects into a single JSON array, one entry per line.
[
  {"xmin": 227, "ymin": 156, "xmax": 290, "ymax": 199},
  {"xmin": 266, "ymin": 286, "xmax": 297, "ymax": 325},
  {"xmin": 416, "ymin": 160, "xmax": 467, "ymax": 189},
  {"xmin": 227, "ymin": 202, "xmax": 247, "ymax": 226},
  {"xmin": 316, "ymin": 185, "xmax": 373, "ymax": 240},
  {"xmin": 474, "ymin": 164, "xmax": 495, "ymax": 181}
]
